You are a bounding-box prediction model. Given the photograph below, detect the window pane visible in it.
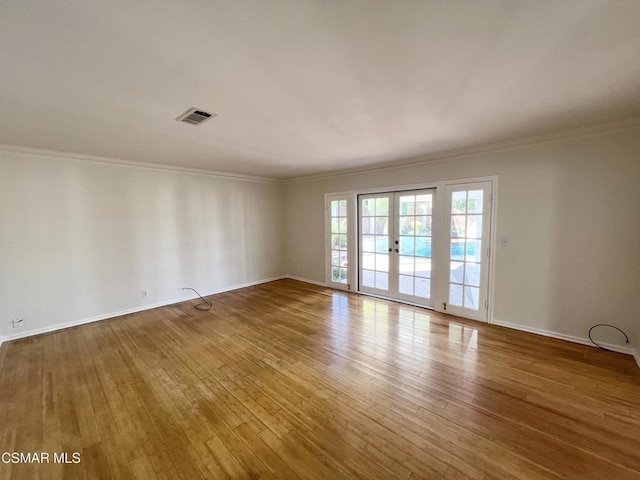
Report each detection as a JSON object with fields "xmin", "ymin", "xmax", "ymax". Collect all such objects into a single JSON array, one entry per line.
[
  {"xmin": 466, "ymin": 215, "xmax": 482, "ymax": 239},
  {"xmin": 338, "ymin": 200, "xmax": 347, "ymax": 216},
  {"xmin": 332, "ymin": 266, "xmax": 341, "ymax": 282},
  {"xmin": 450, "ymin": 261, "xmax": 464, "ymax": 283},
  {"xmin": 464, "ymin": 286, "xmax": 480, "ymax": 310},
  {"xmin": 339, "ymin": 268, "xmax": 348, "ymax": 283},
  {"xmin": 332, "ymin": 250, "xmax": 340, "ymax": 266},
  {"xmin": 331, "ymin": 234, "xmax": 340, "ymax": 249},
  {"xmin": 339, "ymin": 234, "xmax": 347, "ymax": 249},
  {"xmin": 331, "ymin": 218, "xmax": 339, "ymax": 234},
  {"xmin": 399, "ymin": 275, "xmax": 414, "ymax": 295},
  {"xmin": 451, "ymin": 215, "xmax": 466, "ymax": 238},
  {"xmin": 450, "ymin": 239, "xmax": 465, "ymax": 261},
  {"xmin": 415, "ymin": 237, "xmax": 431, "ymax": 257},
  {"xmin": 467, "ymin": 190, "xmax": 483, "ymax": 213},
  {"xmin": 375, "ymin": 236, "xmax": 389, "ymax": 253},
  {"xmin": 415, "ymin": 258, "xmax": 431, "ymax": 278},
  {"xmin": 340, "ymin": 251, "xmax": 348, "ymax": 268},
  {"xmin": 331, "ymin": 200, "xmax": 339, "ymax": 216},
  {"xmin": 399, "ymin": 236, "xmax": 414, "ymax": 255},
  {"xmin": 449, "ymin": 284, "xmax": 463, "ymax": 306},
  {"xmin": 339, "ymin": 217, "xmax": 348, "ymax": 234},
  {"xmin": 452, "ymin": 191, "xmax": 467, "ymax": 214},
  {"xmin": 375, "ymin": 197, "xmax": 389, "ymax": 216},
  {"xmin": 465, "ymin": 263, "xmax": 481, "ymax": 287},
  {"xmin": 362, "ymin": 269, "xmax": 375, "ymax": 287},
  {"xmin": 465, "ymin": 240, "xmax": 481, "ymax": 262}
]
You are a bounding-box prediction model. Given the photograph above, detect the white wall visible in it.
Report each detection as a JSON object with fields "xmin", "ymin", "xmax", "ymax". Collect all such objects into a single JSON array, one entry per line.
[
  {"xmin": 284, "ymin": 128, "xmax": 640, "ymax": 350},
  {"xmin": 0, "ymin": 150, "xmax": 284, "ymax": 339}
]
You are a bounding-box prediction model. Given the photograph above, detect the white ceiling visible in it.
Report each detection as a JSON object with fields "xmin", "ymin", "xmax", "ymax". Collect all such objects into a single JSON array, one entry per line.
[{"xmin": 2, "ymin": 1, "xmax": 640, "ymax": 178}]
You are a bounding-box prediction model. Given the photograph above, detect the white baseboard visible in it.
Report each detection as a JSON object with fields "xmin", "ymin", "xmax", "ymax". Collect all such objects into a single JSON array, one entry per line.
[
  {"xmin": 285, "ymin": 274, "xmax": 327, "ymax": 287},
  {"xmin": 0, "ymin": 276, "xmax": 285, "ymax": 346},
  {"xmin": 493, "ymin": 319, "xmax": 637, "ymax": 357},
  {"xmin": 634, "ymin": 350, "xmax": 640, "ymax": 370}
]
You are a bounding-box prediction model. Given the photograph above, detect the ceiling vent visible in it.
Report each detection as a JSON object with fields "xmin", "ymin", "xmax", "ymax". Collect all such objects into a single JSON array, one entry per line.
[{"xmin": 176, "ymin": 108, "xmax": 216, "ymax": 126}]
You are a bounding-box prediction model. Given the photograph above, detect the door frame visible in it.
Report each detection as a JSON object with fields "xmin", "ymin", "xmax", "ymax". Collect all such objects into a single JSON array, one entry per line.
[{"xmin": 324, "ymin": 175, "xmax": 499, "ymax": 324}]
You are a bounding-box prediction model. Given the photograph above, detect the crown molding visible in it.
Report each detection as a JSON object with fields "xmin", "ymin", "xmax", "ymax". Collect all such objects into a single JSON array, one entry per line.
[
  {"xmin": 3, "ymin": 116, "xmax": 639, "ymax": 184},
  {"xmin": 0, "ymin": 144, "xmax": 282, "ymax": 184},
  {"xmin": 283, "ymin": 116, "xmax": 640, "ymax": 184}
]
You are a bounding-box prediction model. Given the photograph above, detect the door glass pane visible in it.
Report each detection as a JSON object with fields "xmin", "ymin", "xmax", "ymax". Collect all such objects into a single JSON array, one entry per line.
[
  {"xmin": 399, "ymin": 275, "xmax": 414, "ymax": 295},
  {"xmin": 396, "ymin": 191, "xmax": 433, "ymax": 301},
  {"xmin": 399, "ymin": 256, "xmax": 414, "ymax": 275},
  {"xmin": 362, "ymin": 252, "xmax": 375, "ymax": 270},
  {"xmin": 375, "ymin": 272, "xmax": 389, "ymax": 290},
  {"xmin": 362, "ymin": 270, "xmax": 374, "ymax": 287},
  {"xmin": 415, "ymin": 258, "xmax": 431, "ymax": 278},
  {"xmin": 415, "ymin": 278, "xmax": 430, "ymax": 298},
  {"xmin": 415, "ymin": 237, "xmax": 431, "ymax": 257},
  {"xmin": 375, "ymin": 236, "xmax": 389, "ymax": 253},
  {"xmin": 362, "ymin": 217, "xmax": 375, "ymax": 234},
  {"xmin": 400, "ymin": 236, "xmax": 414, "ymax": 255},
  {"xmin": 375, "ymin": 197, "xmax": 389, "ymax": 216},
  {"xmin": 360, "ymin": 195, "xmax": 391, "ymax": 292},
  {"xmin": 375, "ymin": 254, "xmax": 389, "ymax": 272}
]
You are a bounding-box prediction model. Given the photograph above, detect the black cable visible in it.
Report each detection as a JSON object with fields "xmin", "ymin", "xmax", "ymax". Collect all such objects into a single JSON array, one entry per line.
[
  {"xmin": 181, "ymin": 287, "xmax": 213, "ymax": 311},
  {"xmin": 588, "ymin": 324, "xmax": 629, "ymax": 351}
]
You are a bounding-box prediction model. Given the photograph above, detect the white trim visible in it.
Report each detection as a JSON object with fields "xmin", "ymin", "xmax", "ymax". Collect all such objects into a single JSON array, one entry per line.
[
  {"xmin": 0, "ymin": 144, "xmax": 280, "ymax": 184},
  {"xmin": 634, "ymin": 350, "xmax": 640, "ymax": 370},
  {"xmin": 0, "ymin": 276, "xmax": 285, "ymax": 345},
  {"xmin": 285, "ymin": 275, "xmax": 327, "ymax": 287},
  {"xmin": 284, "ymin": 117, "xmax": 640, "ymax": 184},
  {"xmin": 320, "ymin": 175, "xmax": 499, "ymax": 198},
  {"xmin": 493, "ymin": 319, "xmax": 637, "ymax": 356}
]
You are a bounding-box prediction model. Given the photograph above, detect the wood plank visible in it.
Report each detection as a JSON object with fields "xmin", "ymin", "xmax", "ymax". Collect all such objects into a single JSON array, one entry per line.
[{"xmin": 0, "ymin": 279, "xmax": 638, "ymax": 479}]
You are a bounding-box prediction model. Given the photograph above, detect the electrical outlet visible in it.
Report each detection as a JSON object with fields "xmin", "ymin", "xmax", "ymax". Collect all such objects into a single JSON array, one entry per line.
[
  {"xmin": 141, "ymin": 290, "xmax": 148, "ymax": 298},
  {"xmin": 12, "ymin": 318, "xmax": 24, "ymax": 328}
]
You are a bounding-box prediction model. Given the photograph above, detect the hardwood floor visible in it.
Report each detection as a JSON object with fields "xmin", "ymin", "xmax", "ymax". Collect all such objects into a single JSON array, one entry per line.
[{"xmin": 1, "ymin": 279, "xmax": 639, "ymax": 479}]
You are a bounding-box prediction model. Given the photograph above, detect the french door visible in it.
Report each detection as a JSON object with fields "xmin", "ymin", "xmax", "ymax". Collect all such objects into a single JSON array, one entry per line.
[
  {"xmin": 359, "ymin": 189, "xmax": 435, "ymax": 307},
  {"xmin": 357, "ymin": 182, "xmax": 492, "ymax": 322}
]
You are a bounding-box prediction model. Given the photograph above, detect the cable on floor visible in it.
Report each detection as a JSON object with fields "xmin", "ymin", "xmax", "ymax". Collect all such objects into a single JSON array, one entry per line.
[
  {"xmin": 181, "ymin": 287, "xmax": 213, "ymax": 311},
  {"xmin": 588, "ymin": 324, "xmax": 629, "ymax": 351}
]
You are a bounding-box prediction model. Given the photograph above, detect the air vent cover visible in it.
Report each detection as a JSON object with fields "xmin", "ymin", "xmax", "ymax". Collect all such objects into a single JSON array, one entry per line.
[{"xmin": 176, "ymin": 108, "xmax": 216, "ymax": 125}]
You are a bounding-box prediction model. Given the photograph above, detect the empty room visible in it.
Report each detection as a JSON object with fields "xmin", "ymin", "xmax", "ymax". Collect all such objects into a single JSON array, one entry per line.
[{"xmin": 1, "ymin": 1, "xmax": 640, "ymax": 479}]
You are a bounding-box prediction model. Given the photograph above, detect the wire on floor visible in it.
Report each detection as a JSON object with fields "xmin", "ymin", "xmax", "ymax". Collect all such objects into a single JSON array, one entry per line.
[
  {"xmin": 588, "ymin": 324, "xmax": 629, "ymax": 351},
  {"xmin": 181, "ymin": 287, "xmax": 213, "ymax": 311}
]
